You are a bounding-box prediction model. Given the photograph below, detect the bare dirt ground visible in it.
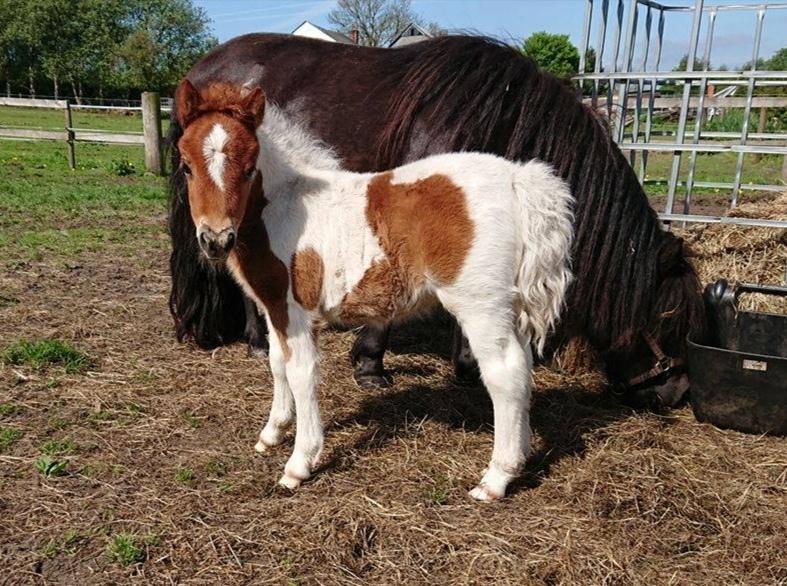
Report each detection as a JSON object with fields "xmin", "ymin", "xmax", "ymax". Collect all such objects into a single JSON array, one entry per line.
[{"xmin": 1, "ymin": 210, "xmax": 786, "ymax": 585}]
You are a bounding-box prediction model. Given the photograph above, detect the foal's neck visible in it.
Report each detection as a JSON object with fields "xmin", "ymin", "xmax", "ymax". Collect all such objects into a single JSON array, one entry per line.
[{"xmin": 257, "ymin": 105, "xmax": 341, "ymax": 196}]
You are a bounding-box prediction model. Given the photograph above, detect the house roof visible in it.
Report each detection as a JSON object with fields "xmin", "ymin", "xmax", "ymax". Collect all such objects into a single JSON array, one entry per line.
[
  {"xmin": 292, "ymin": 20, "xmax": 354, "ymax": 44},
  {"xmin": 388, "ymin": 23, "xmax": 433, "ymax": 48}
]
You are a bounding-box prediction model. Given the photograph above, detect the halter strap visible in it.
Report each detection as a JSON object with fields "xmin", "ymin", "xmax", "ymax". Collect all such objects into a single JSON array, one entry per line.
[{"xmin": 625, "ymin": 332, "xmax": 685, "ymax": 388}]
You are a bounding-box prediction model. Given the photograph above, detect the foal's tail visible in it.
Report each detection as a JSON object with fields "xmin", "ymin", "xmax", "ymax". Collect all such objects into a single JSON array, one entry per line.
[{"xmin": 513, "ymin": 161, "xmax": 574, "ymax": 355}]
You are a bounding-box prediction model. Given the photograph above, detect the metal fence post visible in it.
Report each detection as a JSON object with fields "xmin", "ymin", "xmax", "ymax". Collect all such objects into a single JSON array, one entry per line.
[
  {"xmin": 782, "ymin": 151, "xmax": 787, "ymax": 184},
  {"xmin": 64, "ymin": 102, "xmax": 75, "ymax": 170},
  {"xmin": 142, "ymin": 92, "xmax": 164, "ymax": 176}
]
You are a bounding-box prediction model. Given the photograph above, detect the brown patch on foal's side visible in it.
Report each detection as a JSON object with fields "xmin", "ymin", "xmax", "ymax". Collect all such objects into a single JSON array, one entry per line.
[
  {"xmin": 339, "ymin": 172, "xmax": 474, "ymax": 323},
  {"xmin": 291, "ymin": 248, "xmax": 324, "ymax": 311},
  {"xmin": 365, "ymin": 172, "xmax": 474, "ymax": 284},
  {"xmin": 338, "ymin": 259, "xmax": 411, "ymax": 325}
]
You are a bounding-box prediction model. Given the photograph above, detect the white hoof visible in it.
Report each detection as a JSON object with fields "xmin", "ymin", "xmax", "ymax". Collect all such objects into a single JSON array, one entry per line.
[
  {"xmin": 278, "ymin": 473, "xmax": 302, "ymax": 490},
  {"xmin": 469, "ymin": 484, "xmax": 503, "ymax": 502},
  {"xmin": 254, "ymin": 439, "xmax": 269, "ymax": 453}
]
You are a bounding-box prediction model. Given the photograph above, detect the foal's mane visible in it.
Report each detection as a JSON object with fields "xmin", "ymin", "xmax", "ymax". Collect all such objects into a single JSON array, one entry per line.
[
  {"xmin": 175, "ymin": 82, "xmax": 263, "ymax": 130},
  {"xmin": 379, "ymin": 36, "xmax": 705, "ymax": 352}
]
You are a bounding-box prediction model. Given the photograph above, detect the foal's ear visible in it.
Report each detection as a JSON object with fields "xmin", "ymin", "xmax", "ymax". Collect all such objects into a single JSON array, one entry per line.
[
  {"xmin": 239, "ymin": 86, "xmax": 266, "ymax": 128},
  {"xmin": 175, "ymin": 79, "xmax": 202, "ymax": 128}
]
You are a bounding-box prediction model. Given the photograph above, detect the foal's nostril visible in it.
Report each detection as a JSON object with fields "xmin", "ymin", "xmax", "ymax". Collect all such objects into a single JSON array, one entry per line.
[
  {"xmin": 199, "ymin": 231, "xmax": 210, "ymax": 247},
  {"xmin": 224, "ymin": 230, "xmax": 236, "ymax": 250}
]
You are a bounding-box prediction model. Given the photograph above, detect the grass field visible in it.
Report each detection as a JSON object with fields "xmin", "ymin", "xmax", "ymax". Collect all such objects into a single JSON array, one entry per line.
[
  {"xmin": 0, "ymin": 105, "xmax": 169, "ymax": 134},
  {"xmin": 0, "ymin": 136, "xmax": 785, "ymax": 584}
]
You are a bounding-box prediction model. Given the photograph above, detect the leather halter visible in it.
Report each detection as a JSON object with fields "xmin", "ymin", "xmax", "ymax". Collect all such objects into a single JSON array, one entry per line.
[{"xmin": 625, "ymin": 332, "xmax": 685, "ymax": 388}]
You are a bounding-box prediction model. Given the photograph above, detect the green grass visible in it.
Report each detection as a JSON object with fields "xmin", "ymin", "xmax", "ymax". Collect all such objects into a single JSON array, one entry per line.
[
  {"xmin": 107, "ymin": 533, "xmax": 145, "ymax": 566},
  {"xmin": 39, "ymin": 529, "xmax": 82, "ymax": 558},
  {"xmin": 2, "ymin": 339, "xmax": 92, "ymax": 373},
  {"xmin": 40, "ymin": 438, "xmax": 77, "ymax": 456},
  {"xmin": 0, "ymin": 426, "xmax": 22, "ymax": 451},
  {"xmin": 626, "ymin": 151, "xmax": 785, "ymax": 199},
  {"xmin": 205, "ymin": 459, "xmax": 227, "ymax": 477},
  {"xmin": 421, "ymin": 474, "xmax": 453, "ymax": 506},
  {"xmin": 0, "ymin": 402, "xmax": 18, "ymax": 417},
  {"xmin": 0, "ymin": 137, "xmax": 166, "ymax": 263},
  {"xmin": 35, "ymin": 455, "xmax": 69, "ymax": 478},
  {"xmin": 0, "ymin": 105, "xmax": 170, "ymax": 134},
  {"xmin": 175, "ymin": 467, "xmax": 195, "ymax": 484}
]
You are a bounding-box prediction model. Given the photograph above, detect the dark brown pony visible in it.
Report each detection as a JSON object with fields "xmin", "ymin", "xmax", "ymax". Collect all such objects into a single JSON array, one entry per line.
[{"xmin": 168, "ymin": 34, "xmax": 706, "ymax": 404}]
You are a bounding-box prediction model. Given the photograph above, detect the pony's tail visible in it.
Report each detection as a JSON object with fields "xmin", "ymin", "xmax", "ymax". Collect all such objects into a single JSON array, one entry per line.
[{"xmin": 513, "ymin": 161, "xmax": 575, "ymax": 356}]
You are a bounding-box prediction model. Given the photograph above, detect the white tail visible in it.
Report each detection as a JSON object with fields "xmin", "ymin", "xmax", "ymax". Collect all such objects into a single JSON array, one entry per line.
[{"xmin": 513, "ymin": 161, "xmax": 574, "ymax": 355}]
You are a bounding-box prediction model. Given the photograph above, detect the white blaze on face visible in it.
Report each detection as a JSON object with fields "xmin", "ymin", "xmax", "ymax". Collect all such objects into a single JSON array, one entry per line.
[{"xmin": 202, "ymin": 122, "xmax": 229, "ymax": 191}]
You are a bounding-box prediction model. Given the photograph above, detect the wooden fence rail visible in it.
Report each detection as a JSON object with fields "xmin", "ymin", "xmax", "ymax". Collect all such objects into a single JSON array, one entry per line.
[{"xmin": 0, "ymin": 94, "xmax": 163, "ymax": 174}]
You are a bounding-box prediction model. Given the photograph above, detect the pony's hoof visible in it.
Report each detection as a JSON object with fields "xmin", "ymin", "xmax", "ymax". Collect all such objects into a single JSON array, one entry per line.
[
  {"xmin": 254, "ymin": 439, "xmax": 269, "ymax": 453},
  {"xmin": 278, "ymin": 474, "xmax": 302, "ymax": 490},
  {"xmin": 454, "ymin": 361, "xmax": 481, "ymax": 385},
  {"xmin": 353, "ymin": 373, "xmax": 391, "ymax": 389},
  {"xmin": 248, "ymin": 344, "xmax": 269, "ymax": 359},
  {"xmin": 469, "ymin": 484, "xmax": 503, "ymax": 502}
]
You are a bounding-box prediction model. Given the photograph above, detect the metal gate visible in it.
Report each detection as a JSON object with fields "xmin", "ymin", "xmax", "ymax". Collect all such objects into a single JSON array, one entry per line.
[{"xmin": 575, "ymin": 0, "xmax": 787, "ymax": 229}]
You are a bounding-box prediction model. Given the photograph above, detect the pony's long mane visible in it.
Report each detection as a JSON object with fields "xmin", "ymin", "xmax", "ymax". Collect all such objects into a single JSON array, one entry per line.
[{"xmin": 379, "ymin": 36, "xmax": 705, "ymax": 352}]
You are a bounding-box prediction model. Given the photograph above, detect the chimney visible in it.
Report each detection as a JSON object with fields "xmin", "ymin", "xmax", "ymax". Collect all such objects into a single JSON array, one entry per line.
[{"xmin": 350, "ymin": 29, "xmax": 359, "ymax": 44}]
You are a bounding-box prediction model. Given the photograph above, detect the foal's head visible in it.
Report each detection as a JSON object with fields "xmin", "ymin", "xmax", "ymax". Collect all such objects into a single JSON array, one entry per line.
[{"xmin": 175, "ymin": 80, "xmax": 265, "ymax": 261}]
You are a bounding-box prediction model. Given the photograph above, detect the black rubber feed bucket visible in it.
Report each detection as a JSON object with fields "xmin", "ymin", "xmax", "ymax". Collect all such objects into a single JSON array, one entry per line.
[{"xmin": 688, "ymin": 280, "xmax": 787, "ymax": 436}]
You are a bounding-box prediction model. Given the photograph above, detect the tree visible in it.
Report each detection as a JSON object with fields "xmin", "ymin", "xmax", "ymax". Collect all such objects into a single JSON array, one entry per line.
[
  {"xmin": 0, "ymin": 0, "xmax": 215, "ymax": 98},
  {"xmin": 114, "ymin": 0, "xmax": 217, "ymax": 95},
  {"xmin": 674, "ymin": 54, "xmax": 709, "ymax": 72},
  {"xmin": 328, "ymin": 0, "xmax": 426, "ymax": 47},
  {"xmin": 521, "ymin": 32, "xmax": 580, "ymax": 79},
  {"xmin": 765, "ymin": 47, "xmax": 787, "ymax": 71}
]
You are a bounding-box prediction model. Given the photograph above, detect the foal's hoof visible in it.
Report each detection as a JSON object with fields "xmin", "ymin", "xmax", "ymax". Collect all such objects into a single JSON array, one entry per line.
[
  {"xmin": 469, "ymin": 484, "xmax": 503, "ymax": 502},
  {"xmin": 353, "ymin": 373, "xmax": 391, "ymax": 389},
  {"xmin": 254, "ymin": 439, "xmax": 269, "ymax": 453},
  {"xmin": 278, "ymin": 474, "xmax": 303, "ymax": 490}
]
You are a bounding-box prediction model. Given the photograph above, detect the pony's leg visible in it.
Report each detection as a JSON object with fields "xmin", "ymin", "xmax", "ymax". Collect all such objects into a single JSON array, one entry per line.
[
  {"xmin": 451, "ymin": 325, "xmax": 480, "ymax": 382},
  {"xmin": 447, "ymin": 310, "xmax": 533, "ymax": 501},
  {"xmin": 243, "ymin": 295, "xmax": 270, "ymax": 358},
  {"xmin": 255, "ymin": 317, "xmax": 294, "ymax": 452},
  {"xmin": 279, "ymin": 309, "xmax": 323, "ymax": 490},
  {"xmin": 350, "ymin": 324, "xmax": 391, "ymax": 388}
]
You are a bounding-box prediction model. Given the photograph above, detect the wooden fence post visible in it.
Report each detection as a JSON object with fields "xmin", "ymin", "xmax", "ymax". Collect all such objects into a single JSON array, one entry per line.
[
  {"xmin": 64, "ymin": 102, "xmax": 75, "ymax": 170},
  {"xmin": 752, "ymin": 108, "xmax": 767, "ymax": 163},
  {"xmin": 141, "ymin": 92, "xmax": 163, "ymax": 175}
]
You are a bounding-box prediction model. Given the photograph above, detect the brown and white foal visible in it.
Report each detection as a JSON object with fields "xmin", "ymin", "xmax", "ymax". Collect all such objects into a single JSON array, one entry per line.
[{"xmin": 175, "ymin": 81, "xmax": 574, "ymax": 500}]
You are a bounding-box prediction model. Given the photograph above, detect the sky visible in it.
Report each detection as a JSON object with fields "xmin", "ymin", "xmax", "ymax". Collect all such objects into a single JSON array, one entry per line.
[{"xmin": 194, "ymin": 0, "xmax": 787, "ymax": 71}]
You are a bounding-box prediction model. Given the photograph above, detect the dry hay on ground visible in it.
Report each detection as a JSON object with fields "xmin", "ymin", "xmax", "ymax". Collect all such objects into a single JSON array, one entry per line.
[
  {"xmin": 683, "ymin": 192, "xmax": 787, "ymax": 313},
  {"xmin": 0, "ymin": 205, "xmax": 786, "ymax": 585}
]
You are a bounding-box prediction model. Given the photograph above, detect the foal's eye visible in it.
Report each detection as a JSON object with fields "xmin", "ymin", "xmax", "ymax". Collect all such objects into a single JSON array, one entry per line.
[
  {"xmin": 244, "ymin": 167, "xmax": 256, "ymax": 179},
  {"xmin": 181, "ymin": 162, "xmax": 192, "ymax": 176}
]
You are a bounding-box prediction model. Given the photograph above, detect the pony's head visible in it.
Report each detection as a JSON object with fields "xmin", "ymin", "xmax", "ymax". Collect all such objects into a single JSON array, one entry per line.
[
  {"xmin": 601, "ymin": 233, "xmax": 707, "ymax": 407},
  {"xmin": 174, "ymin": 80, "xmax": 265, "ymax": 261}
]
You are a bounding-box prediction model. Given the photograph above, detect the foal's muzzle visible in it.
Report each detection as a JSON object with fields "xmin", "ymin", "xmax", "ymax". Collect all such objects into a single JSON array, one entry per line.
[{"xmin": 198, "ymin": 226, "xmax": 236, "ymax": 260}]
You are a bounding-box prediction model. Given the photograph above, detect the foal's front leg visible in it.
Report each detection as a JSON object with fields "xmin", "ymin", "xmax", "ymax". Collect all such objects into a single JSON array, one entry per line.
[
  {"xmin": 278, "ymin": 308, "xmax": 323, "ymax": 490},
  {"xmin": 255, "ymin": 313, "xmax": 294, "ymax": 452}
]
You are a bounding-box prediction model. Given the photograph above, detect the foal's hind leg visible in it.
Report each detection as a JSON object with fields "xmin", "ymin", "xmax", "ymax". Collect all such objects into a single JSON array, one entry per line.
[{"xmin": 445, "ymin": 309, "xmax": 533, "ymax": 501}]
